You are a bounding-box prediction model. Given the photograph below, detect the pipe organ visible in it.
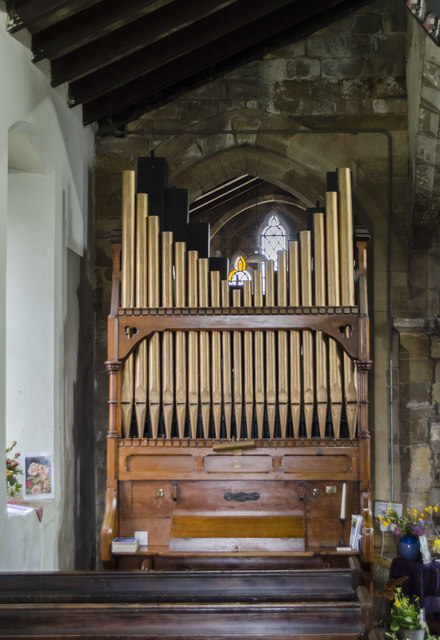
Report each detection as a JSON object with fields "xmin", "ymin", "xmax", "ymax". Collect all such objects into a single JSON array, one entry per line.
[{"xmin": 102, "ymin": 157, "xmax": 373, "ymax": 575}]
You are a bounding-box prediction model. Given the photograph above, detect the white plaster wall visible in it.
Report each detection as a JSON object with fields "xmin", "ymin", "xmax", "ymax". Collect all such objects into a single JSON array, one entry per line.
[
  {"xmin": 6, "ymin": 173, "xmax": 56, "ymax": 453},
  {"xmin": 0, "ymin": 9, "xmax": 94, "ymax": 570}
]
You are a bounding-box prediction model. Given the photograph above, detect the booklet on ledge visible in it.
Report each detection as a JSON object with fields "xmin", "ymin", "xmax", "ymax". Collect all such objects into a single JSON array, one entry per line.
[
  {"xmin": 111, "ymin": 536, "xmax": 139, "ymax": 553},
  {"xmin": 349, "ymin": 515, "xmax": 363, "ymax": 551}
]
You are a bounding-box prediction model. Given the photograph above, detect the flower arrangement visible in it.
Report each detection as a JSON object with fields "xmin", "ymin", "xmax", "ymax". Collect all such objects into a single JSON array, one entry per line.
[
  {"xmin": 382, "ymin": 587, "xmax": 425, "ymax": 634},
  {"xmin": 6, "ymin": 440, "xmax": 23, "ymax": 497},
  {"xmin": 378, "ymin": 504, "xmax": 438, "ymax": 537}
]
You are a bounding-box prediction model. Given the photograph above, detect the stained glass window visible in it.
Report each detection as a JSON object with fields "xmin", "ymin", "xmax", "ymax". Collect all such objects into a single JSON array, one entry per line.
[
  {"xmin": 260, "ymin": 214, "xmax": 287, "ymax": 269},
  {"xmin": 228, "ymin": 255, "xmax": 251, "ymax": 286}
]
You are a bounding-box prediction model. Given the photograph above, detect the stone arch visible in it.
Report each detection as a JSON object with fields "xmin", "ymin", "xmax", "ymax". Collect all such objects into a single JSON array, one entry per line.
[{"xmin": 151, "ymin": 108, "xmax": 389, "ymax": 236}]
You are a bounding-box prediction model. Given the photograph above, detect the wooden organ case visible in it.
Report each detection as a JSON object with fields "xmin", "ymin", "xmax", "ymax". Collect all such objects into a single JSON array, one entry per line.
[{"xmin": 101, "ymin": 158, "xmax": 373, "ymax": 577}]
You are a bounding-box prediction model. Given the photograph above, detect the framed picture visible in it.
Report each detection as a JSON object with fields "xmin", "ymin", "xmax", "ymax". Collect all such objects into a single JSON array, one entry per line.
[{"xmin": 23, "ymin": 453, "xmax": 54, "ymax": 499}]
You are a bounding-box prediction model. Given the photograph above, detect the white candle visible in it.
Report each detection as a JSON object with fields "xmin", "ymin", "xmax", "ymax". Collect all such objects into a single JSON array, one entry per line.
[{"xmin": 340, "ymin": 483, "xmax": 346, "ymax": 520}]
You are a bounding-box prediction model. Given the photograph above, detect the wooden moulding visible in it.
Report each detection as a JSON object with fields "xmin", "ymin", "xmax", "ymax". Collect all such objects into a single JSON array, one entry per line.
[{"xmin": 117, "ymin": 445, "xmax": 359, "ymax": 482}]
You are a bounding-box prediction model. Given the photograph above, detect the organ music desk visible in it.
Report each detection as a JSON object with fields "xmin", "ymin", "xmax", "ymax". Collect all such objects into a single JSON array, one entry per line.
[{"xmin": 101, "ymin": 160, "xmax": 374, "ymax": 582}]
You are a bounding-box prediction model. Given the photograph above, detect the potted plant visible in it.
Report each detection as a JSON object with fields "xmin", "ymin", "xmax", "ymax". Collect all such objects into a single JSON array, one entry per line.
[
  {"xmin": 378, "ymin": 505, "xmax": 437, "ymax": 560},
  {"xmin": 382, "ymin": 587, "xmax": 426, "ymax": 639}
]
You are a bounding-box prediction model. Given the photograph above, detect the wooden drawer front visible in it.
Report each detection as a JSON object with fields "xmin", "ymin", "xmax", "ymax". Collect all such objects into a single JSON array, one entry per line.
[
  {"xmin": 173, "ymin": 480, "xmax": 304, "ymax": 514},
  {"xmin": 126, "ymin": 480, "xmax": 304, "ymax": 517},
  {"xmin": 204, "ymin": 454, "xmax": 272, "ymax": 473},
  {"xmin": 123, "ymin": 454, "xmax": 194, "ymax": 475},
  {"xmin": 281, "ymin": 453, "xmax": 356, "ymax": 479}
]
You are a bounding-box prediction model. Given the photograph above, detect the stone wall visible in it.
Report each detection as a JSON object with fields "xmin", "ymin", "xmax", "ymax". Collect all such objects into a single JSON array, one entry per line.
[{"xmin": 94, "ymin": 0, "xmax": 420, "ymax": 560}]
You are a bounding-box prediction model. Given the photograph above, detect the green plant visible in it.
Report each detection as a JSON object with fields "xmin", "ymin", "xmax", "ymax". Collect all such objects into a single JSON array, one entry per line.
[
  {"xmin": 382, "ymin": 587, "xmax": 424, "ymax": 632},
  {"xmin": 385, "ymin": 633, "xmax": 434, "ymax": 639},
  {"xmin": 6, "ymin": 440, "xmax": 23, "ymax": 498}
]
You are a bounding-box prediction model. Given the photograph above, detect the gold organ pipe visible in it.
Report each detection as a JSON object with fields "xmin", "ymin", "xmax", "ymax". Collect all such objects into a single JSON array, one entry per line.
[
  {"xmin": 188, "ymin": 250, "xmax": 199, "ymax": 438},
  {"xmin": 326, "ymin": 191, "xmax": 343, "ymax": 437},
  {"xmin": 288, "ymin": 241, "xmax": 301, "ymax": 437},
  {"xmin": 300, "ymin": 230, "xmax": 314, "ymax": 438},
  {"xmin": 313, "ymin": 213, "xmax": 328, "ymax": 439},
  {"xmin": 265, "ymin": 261, "xmax": 276, "ymax": 439},
  {"xmin": 338, "ymin": 168, "xmax": 355, "ymax": 306},
  {"xmin": 175, "ymin": 242, "xmax": 187, "ymax": 439},
  {"xmin": 253, "ymin": 270, "xmax": 265, "ymax": 439},
  {"xmin": 134, "ymin": 193, "xmax": 148, "ymax": 438},
  {"xmin": 338, "ymin": 168, "xmax": 358, "ymax": 438},
  {"xmin": 210, "ymin": 271, "xmax": 222, "ymax": 439},
  {"xmin": 147, "ymin": 216, "xmax": 160, "ymax": 438},
  {"xmin": 221, "ymin": 280, "xmax": 232, "ymax": 439},
  {"xmin": 232, "ymin": 287, "xmax": 243, "ymax": 438},
  {"xmin": 199, "ymin": 258, "xmax": 210, "ymax": 438},
  {"xmin": 121, "ymin": 171, "xmax": 136, "ymax": 307},
  {"xmin": 243, "ymin": 280, "xmax": 254, "ymax": 439},
  {"xmin": 277, "ymin": 250, "xmax": 289, "ymax": 439},
  {"xmin": 161, "ymin": 231, "xmax": 174, "ymax": 438},
  {"xmin": 121, "ymin": 170, "xmax": 136, "ymax": 437}
]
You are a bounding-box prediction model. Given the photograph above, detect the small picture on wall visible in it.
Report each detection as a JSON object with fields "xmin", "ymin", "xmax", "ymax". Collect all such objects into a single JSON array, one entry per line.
[{"xmin": 23, "ymin": 453, "xmax": 53, "ymax": 499}]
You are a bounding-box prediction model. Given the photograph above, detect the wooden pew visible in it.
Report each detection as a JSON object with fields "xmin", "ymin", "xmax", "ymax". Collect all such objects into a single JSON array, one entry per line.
[{"xmin": 0, "ymin": 558, "xmax": 373, "ymax": 638}]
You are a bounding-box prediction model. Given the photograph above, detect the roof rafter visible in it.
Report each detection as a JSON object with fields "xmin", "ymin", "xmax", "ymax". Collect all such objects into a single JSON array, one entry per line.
[
  {"xmin": 7, "ymin": 0, "xmax": 104, "ymax": 34},
  {"xmin": 85, "ymin": 0, "xmax": 370, "ymax": 129},
  {"xmin": 69, "ymin": 0, "xmax": 295, "ymax": 106},
  {"xmin": 4, "ymin": 0, "xmax": 374, "ymax": 132},
  {"xmin": 50, "ymin": 0, "xmax": 238, "ymax": 85},
  {"xmin": 33, "ymin": 0, "xmax": 177, "ymax": 63}
]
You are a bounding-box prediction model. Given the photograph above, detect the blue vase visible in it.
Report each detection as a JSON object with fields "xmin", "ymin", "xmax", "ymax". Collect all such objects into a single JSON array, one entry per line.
[{"xmin": 398, "ymin": 535, "xmax": 420, "ymax": 561}]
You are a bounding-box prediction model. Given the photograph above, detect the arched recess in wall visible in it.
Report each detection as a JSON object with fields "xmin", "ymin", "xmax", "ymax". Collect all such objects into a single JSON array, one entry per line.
[
  {"xmin": 160, "ymin": 109, "xmax": 389, "ymax": 235},
  {"xmin": 6, "ymin": 122, "xmax": 56, "ymax": 459}
]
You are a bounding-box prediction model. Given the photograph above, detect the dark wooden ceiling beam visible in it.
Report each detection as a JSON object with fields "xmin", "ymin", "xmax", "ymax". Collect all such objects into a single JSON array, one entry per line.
[
  {"xmin": 6, "ymin": 0, "xmax": 104, "ymax": 34},
  {"xmin": 93, "ymin": 0, "xmax": 371, "ymax": 135},
  {"xmin": 85, "ymin": 0, "xmax": 364, "ymax": 127},
  {"xmin": 50, "ymin": 0, "xmax": 239, "ymax": 86},
  {"xmin": 32, "ymin": 0, "xmax": 177, "ymax": 63},
  {"xmin": 69, "ymin": 0, "xmax": 296, "ymax": 106}
]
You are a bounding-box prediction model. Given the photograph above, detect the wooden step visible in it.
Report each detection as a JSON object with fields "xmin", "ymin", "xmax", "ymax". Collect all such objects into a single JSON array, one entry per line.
[
  {"xmin": 1, "ymin": 566, "xmax": 360, "ymax": 604},
  {"xmin": 0, "ymin": 598, "xmax": 370, "ymax": 638}
]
